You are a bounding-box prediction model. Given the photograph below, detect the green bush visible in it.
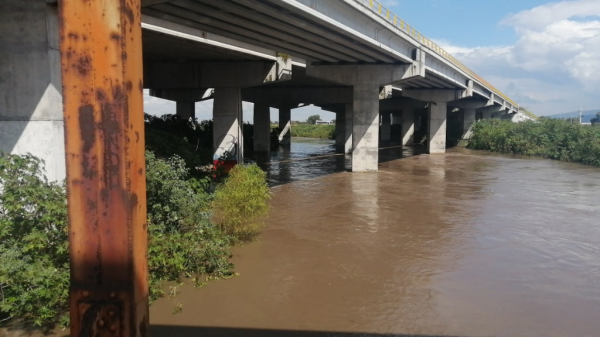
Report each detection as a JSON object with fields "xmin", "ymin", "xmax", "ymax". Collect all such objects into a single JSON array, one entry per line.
[
  {"xmin": 0, "ymin": 154, "xmax": 70, "ymax": 327},
  {"xmin": 145, "ymin": 151, "xmax": 234, "ymax": 300},
  {"xmin": 290, "ymin": 124, "xmax": 336, "ymax": 139},
  {"xmin": 0, "ymin": 152, "xmax": 238, "ymax": 328},
  {"xmin": 466, "ymin": 119, "xmax": 600, "ymax": 166},
  {"xmin": 212, "ymin": 164, "xmax": 271, "ymax": 243}
]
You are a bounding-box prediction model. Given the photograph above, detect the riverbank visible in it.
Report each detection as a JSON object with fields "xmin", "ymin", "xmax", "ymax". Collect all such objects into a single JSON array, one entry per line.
[{"xmin": 465, "ymin": 118, "xmax": 600, "ymax": 166}]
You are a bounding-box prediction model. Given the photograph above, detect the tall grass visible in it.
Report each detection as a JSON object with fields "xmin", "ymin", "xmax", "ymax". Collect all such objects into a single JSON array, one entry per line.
[{"xmin": 466, "ymin": 119, "xmax": 600, "ymax": 166}]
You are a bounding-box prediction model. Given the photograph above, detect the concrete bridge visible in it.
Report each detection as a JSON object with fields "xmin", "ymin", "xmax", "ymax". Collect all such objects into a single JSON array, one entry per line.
[
  {"xmin": 0, "ymin": 1, "xmax": 520, "ymax": 335},
  {"xmin": 1, "ymin": 0, "xmax": 518, "ymax": 181}
]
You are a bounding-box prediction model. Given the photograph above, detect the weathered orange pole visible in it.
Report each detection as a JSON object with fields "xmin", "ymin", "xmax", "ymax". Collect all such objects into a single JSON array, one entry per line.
[{"xmin": 58, "ymin": 0, "xmax": 148, "ymax": 336}]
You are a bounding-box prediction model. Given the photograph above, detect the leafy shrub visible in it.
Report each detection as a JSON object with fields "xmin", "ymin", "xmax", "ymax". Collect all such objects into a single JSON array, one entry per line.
[
  {"xmin": 290, "ymin": 124, "xmax": 336, "ymax": 139},
  {"xmin": 0, "ymin": 152, "xmax": 238, "ymax": 328},
  {"xmin": 212, "ymin": 164, "xmax": 271, "ymax": 243},
  {"xmin": 466, "ymin": 119, "xmax": 600, "ymax": 166},
  {"xmin": 145, "ymin": 151, "xmax": 234, "ymax": 299},
  {"xmin": 0, "ymin": 154, "xmax": 69, "ymax": 327}
]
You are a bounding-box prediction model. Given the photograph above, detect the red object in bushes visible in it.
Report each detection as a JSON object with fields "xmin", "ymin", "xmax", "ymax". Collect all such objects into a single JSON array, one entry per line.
[{"xmin": 213, "ymin": 159, "xmax": 237, "ymax": 174}]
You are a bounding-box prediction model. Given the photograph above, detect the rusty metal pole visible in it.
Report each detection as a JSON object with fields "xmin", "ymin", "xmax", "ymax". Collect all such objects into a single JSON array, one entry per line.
[{"xmin": 58, "ymin": 0, "xmax": 148, "ymax": 336}]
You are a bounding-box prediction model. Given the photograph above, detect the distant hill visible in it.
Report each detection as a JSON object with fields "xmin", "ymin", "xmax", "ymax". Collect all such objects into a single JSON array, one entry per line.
[{"xmin": 543, "ymin": 109, "xmax": 600, "ymax": 123}]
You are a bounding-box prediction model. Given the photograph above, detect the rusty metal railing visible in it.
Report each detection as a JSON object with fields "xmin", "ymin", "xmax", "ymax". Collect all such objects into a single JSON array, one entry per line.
[{"xmin": 354, "ymin": 0, "xmax": 517, "ymax": 107}]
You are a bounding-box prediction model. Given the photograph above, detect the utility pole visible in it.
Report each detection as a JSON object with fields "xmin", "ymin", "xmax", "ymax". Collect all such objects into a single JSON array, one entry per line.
[{"xmin": 579, "ymin": 106, "xmax": 584, "ymax": 125}]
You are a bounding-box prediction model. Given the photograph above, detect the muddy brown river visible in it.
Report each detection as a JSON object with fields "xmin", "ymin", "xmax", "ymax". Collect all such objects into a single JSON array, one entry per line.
[
  {"xmin": 5, "ymin": 140, "xmax": 599, "ymax": 337},
  {"xmin": 149, "ymin": 140, "xmax": 600, "ymax": 337}
]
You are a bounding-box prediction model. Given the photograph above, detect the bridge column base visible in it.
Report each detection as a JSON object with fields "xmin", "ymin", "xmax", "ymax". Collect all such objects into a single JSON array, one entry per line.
[
  {"xmin": 344, "ymin": 103, "xmax": 353, "ymax": 154},
  {"xmin": 428, "ymin": 102, "xmax": 447, "ymax": 154}
]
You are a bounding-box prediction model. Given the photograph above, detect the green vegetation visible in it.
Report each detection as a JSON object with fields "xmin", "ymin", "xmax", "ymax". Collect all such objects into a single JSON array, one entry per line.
[
  {"xmin": 0, "ymin": 154, "xmax": 70, "ymax": 327},
  {"xmin": 1, "ymin": 149, "xmax": 270, "ymax": 327},
  {"xmin": 465, "ymin": 119, "xmax": 600, "ymax": 166},
  {"xmin": 212, "ymin": 165, "xmax": 271, "ymax": 243},
  {"xmin": 290, "ymin": 124, "xmax": 336, "ymax": 139},
  {"xmin": 306, "ymin": 114, "xmax": 321, "ymax": 125}
]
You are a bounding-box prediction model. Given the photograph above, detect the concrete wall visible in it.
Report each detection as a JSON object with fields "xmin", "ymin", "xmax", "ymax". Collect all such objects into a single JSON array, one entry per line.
[{"xmin": 0, "ymin": 2, "xmax": 65, "ymax": 181}]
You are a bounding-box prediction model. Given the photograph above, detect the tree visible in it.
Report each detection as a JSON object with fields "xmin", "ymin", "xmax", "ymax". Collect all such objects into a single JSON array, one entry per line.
[
  {"xmin": 306, "ymin": 114, "xmax": 321, "ymax": 124},
  {"xmin": 591, "ymin": 112, "xmax": 600, "ymax": 126}
]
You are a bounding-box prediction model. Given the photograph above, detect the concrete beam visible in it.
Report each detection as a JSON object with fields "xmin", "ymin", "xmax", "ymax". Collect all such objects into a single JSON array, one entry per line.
[
  {"xmin": 403, "ymin": 89, "xmax": 472, "ymax": 103},
  {"xmin": 149, "ymin": 88, "xmax": 211, "ymax": 102},
  {"xmin": 144, "ymin": 60, "xmax": 291, "ymax": 89},
  {"xmin": 307, "ymin": 63, "xmax": 424, "ymax": 87}
]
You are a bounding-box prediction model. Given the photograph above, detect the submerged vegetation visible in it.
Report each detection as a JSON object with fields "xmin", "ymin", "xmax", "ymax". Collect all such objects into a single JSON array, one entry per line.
[
  {"xmin": 465, "ymin": 119, "xmax": 600, "ymax": 166},
  {"xmin": 290, "ymin": 124, "xmax": 336, "ymax": 139},
  {"xmin": 0, "ymin": 117, "xmax": 271, "ymax": 328}
]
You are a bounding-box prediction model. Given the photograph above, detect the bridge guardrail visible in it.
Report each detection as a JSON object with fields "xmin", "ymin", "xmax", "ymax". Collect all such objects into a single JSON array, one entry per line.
[{"xmin": 354, "ymin": 0, "xmax": 517, "ymax": 107}]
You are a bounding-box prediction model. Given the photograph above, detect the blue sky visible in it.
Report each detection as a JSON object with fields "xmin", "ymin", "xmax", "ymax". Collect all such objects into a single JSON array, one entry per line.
[{"xmin": 144, "ymin": 0, "xmax": 600, "ymax": 121}]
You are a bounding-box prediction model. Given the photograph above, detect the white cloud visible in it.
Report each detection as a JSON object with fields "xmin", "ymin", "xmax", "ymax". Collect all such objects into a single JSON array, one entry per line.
[{"xmin": 437, "ymin": 0, "xmax": 600, "ymax": 115}]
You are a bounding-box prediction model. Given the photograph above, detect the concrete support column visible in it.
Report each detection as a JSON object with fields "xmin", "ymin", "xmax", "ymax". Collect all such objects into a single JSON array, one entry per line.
[
  {"xmin": 213, "ymin": 88, "xmax": 243, "ymax": 163},
  {"xmin": 401, "ymin": 108, "xmax": 415, "ymax": 146},
  {"xmin": 463, "ymin": 108, "xmax": 476, "ymax": 139},
  {"xmin": 352, "ymin": 85, "xmax": 380, "ymax": 172},
  {"xmin": 428, "ymin": 102, "xmax": 447, "ymax": 154},
  {"xmin": 254, "ymin": 103, "xmax": 271, "ymax": 153},
  {"xmin": 380, "ymin": 112, "xmax": 391, "ymax": 142},
  {"xmin": 0, "ymin": 3, "xmax": 65, "ymax": 182},
  {"xmin": 335, "ymin": 111, "xmax": 346, "ymax": 153},
  {"xmin": 344, "ymin": 103, "xmax": 353, "ymax": 154},
  {"xmin": 279, "ymin": 107, "xmax": 291, "ymax": 146},
  {"xmin": 176, "ymin": 101, "xmax": 195, "ymax": 120}
]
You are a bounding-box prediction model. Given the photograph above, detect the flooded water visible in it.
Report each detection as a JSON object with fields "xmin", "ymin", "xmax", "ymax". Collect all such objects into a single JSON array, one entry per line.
[{"xmin": 149, "ymin": 139, "xmax": 600, "ymax": 337}]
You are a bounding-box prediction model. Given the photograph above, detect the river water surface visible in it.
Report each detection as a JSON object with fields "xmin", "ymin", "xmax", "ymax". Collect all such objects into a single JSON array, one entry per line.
[{"xmin": 149, "ymin": 138, "xmax": 600, "ymax": 337}]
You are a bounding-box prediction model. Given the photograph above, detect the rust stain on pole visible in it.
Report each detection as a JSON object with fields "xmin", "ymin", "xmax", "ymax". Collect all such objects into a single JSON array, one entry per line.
[{"xmin": 58, "ymin": 0, "xmax": 148, "ymax": 336}]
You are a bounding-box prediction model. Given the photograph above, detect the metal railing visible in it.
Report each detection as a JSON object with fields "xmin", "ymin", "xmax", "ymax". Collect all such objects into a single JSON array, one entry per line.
[{"xmin": 354, "ymin": 0, "xmax": 517, "ymax": 107}]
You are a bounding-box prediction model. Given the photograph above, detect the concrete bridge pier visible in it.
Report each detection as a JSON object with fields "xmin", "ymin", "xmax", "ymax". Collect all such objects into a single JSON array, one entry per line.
[
  {"xmin": 307, "ymin": 64, "xmax": 424, "ymax": 172},
  {"xmin": 0, "ymin": 2, "xmax": 65, "ymax": 182},
  {"xmin": 213, "ymin": 88, "xmax": 244, "ymax": 163},
  {"xmin": 477, "ymin": 105, "xmax": 507, "ymax": 121},
  {"xmin": 145, "ymin": 60, "xmax": 291, "ymax": 163},
  {"xmin": 253, "ymin": 103, "xmax": 271, "ymax": 153},
  {"xmin": 401, "ymin": 100, "xmax": 417, "ymax": 146},
  {"xmin": 404, "ymin": 88, "xmax": 473, "ymax": 154},
  {"xmin": 449, "ymin": 100, "xmax": 492, "ymax": 139}
]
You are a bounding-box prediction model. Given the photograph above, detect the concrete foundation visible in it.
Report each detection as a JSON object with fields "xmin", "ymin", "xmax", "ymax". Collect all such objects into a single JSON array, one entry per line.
[
  {"xmin": 352, "ymin": 85, "xmax": 380, "ymax": 172},
  {"xmin": 380, "ymin": 112, "xmax": 391, "ymax": 142},
  {"xmin": 254, "ymin": 103, "xmax": 271, "ymax": 152},
  {"xmin": 176, "ymin": 101, "xmax": 195, "ymax": 120},
  {"xmin": 0, "ymin": 3, "xmax": 65, "ymax": 181},
  {"xmin": 213, "ymin": 88, "xmax": 243, "ymax": 163},
  {"xmin": 428, "ymin": 103, "xmax": 447, "ymax": 154},
  {"xmin": 279, "ymin": 107, "xmax": 291, "ymax": 146}
]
